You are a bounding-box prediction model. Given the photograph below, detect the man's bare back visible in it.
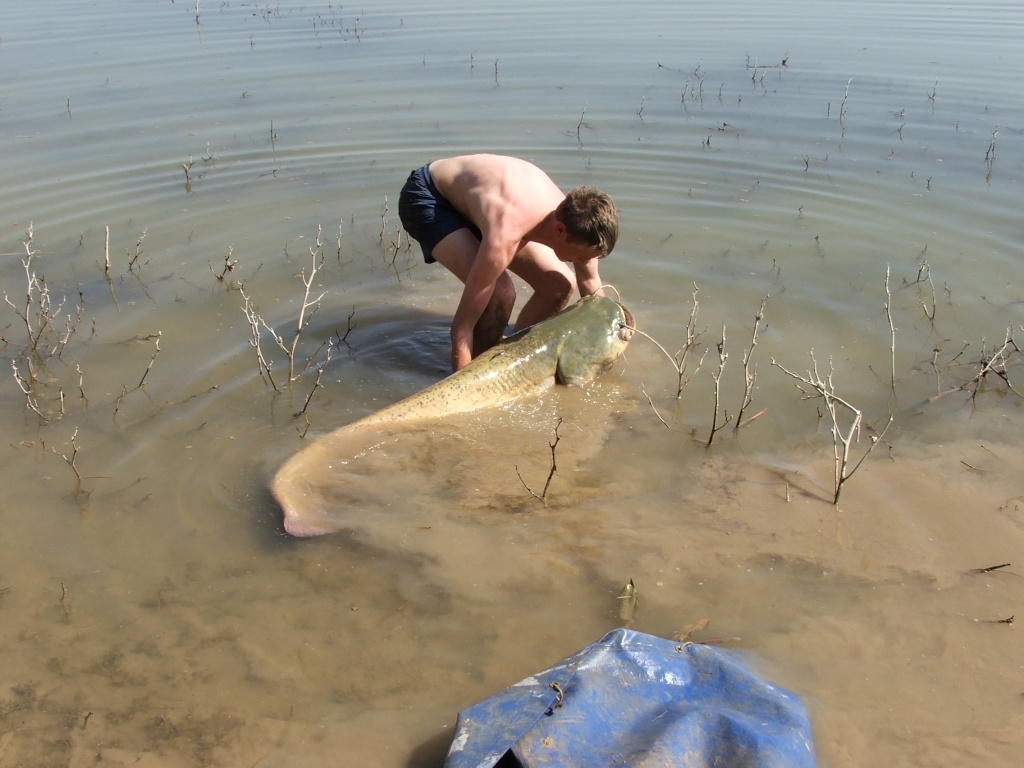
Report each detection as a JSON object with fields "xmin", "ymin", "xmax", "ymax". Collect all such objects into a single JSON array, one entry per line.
[
  {"xmin": 427, "ymin": 155, "xmax": 566, "ymax": 253},
  {"xmin": 398, "ymin": 154, "xmax": 618, "ymax": 372}
]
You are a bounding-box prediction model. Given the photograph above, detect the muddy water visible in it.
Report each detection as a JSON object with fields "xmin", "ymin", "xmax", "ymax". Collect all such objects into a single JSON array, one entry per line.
[{"xmin": 2, "ymin": 1, "xmax": 1024, "ymax": 766}]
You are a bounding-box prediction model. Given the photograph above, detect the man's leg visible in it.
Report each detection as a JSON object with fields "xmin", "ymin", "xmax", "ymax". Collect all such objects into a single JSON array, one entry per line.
[
  {"xmin": 508, "ymin": 243, "xmax": 576, "ymax": 331},
  {"xmin": 431, "ymin": 228, "xmax": 516, "ymax": 356}
]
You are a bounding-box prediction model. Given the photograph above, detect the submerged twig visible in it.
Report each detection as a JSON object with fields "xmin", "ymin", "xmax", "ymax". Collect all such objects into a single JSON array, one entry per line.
[
  {"xmin": 576, "ymin": 100, "xmax": 588, "ymax": 142},
  {"xmin": 294, "ymin": 346, "xmax": 333, "ymax": 420},
  {"xmin": 735, "ymin": 295, "xmax": 768, "ymax": 429},
  {"xmin": 516, "ymin": 417, "xmax": 563, "ymax": 506},
  {"xmin": 930, "ymin": 326, "xmax": 1022, "ymax": 402},
  {"xmin": 210, "ymin": 245, "xmax": 239, "ymax": 285},
  {"xmin": 50, "ymin": 427, "xmax": 83, "ymax": 483},
  {"xmin": 839, "ymin": 77, "xmax": 852, "ymax": 132},
  {"xmin": 618, "ymin": 579, "xmax": 638, "ymax": 626},
  {"xmin": 241, "ymin": 225, "xmax": 329, "ymax": 391},
  {"xmin": 707, "ymin": 325, "xmax": 731, "ymax": 446},
  {"xmin": 625, "ymin": 284, "xmax": 706, "ymax": 404},
  {"xmin": 773, "ymin": 352, "xmax": 893, "ymax": 504},
  {"xmin": 239, "ymin": 286, "xmax": 279, "ymax": 391},
  {"xmin": 970, "ymin": 563, "xmax": 1011, "ymax": 574},
  {"xmin": 136, "ymin": 332, "xmax": 162, "ymax": 389},
  {"xmin": 884, "ymin": 265, "xmax": 897, "ymax": 397},
  {"xmin": 59, "ymin": 582, "xmax": 71, "ymax": 620}
]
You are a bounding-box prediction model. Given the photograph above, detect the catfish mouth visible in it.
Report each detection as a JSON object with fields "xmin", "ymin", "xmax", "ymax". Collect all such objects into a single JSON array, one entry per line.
[
  {"xmin": 621, "ymin": 304, "xmax": 634, "ymax": 328},
  {"xmin": 618, "ymin": 303, "xmax": 635, "ymax": 342}
]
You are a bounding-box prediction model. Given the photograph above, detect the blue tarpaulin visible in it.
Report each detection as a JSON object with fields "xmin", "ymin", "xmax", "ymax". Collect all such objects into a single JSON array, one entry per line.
[{"xmin": 445, "ymin": 628, "xmax": 816, "ymax": 768}]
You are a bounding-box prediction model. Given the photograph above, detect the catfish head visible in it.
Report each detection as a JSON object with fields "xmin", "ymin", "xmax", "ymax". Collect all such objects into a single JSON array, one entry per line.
[{"xmin": 554, "ymin": 295, "xmax": 634, "ymax": 386}]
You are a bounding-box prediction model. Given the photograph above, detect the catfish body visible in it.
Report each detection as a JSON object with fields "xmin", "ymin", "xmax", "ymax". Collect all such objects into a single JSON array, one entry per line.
[{"xmin": 272, "ymin": 295, "xmax": 633, "ymax": 536}]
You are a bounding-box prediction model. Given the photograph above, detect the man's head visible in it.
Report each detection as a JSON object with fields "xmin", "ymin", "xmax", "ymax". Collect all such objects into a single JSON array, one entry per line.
[{"xmin": 555, "ymin": 186, "xmax": 619, "ymax": 259}]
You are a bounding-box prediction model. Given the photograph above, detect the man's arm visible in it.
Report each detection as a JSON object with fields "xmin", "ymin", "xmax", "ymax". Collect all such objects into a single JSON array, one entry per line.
[
  {"xmin": 449, "ymin": 237, "xmax": 516, "ymax": 371},
  {"xmin": 575, "ymin": 260, "xmax": 604, "ymax": 298}
]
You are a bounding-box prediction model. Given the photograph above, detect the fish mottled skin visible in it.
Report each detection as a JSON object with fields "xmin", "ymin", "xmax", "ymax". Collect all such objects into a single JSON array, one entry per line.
[{"xmin": 272, "ymin": 295, "xmax": 634, "ymax": 536}]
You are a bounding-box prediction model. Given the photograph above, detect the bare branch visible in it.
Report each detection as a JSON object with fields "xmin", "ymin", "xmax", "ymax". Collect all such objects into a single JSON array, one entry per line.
[
  {"xmin": 516, "ymin": 418, "xmax": 563, "ymax": 506},
  {"xmin": 239, "ymin": 285, "xmax": 280, "ymax": 391},
  {"xmin": 640, "ymin": 384, "xmax": 685, "ymax": 432},
  {"xmin": 884, "ymin": 264, "xmax": 896, "ymax": 396},
  {"xmin": 285, "ymin": 225, "xmax": 327, "ymax": 381},
  {"xmin": 735, "ymin": 294, "xmax": 768, "ymax": 429},
  {"xmin": 772, "ymin": 352, "xmax": 891, "ymax": 503},
  {"xmin": 50, "ymin": 428, "xmax": 83, "ymax": 483},
  {"xmin": 295, "ymin": 346, "xmax": 333, "ymax": 420},
  {"xmin": 11, "ymin": 359, "xmax": 47, "ymax": 421},
  {"xmin": 135, "ymin": 332, "xmax": 162, "ymax": 389},
  {"xmin": 930, "ymin": 325, "xmax": 1022, "ymax": 402},
  {"xmin": 707, "ymin": 325, "xmax": 731, "ymax": 446},
  {"xmin": 674, "ymin": 284, "xmax": 706, "ymax": 397}
]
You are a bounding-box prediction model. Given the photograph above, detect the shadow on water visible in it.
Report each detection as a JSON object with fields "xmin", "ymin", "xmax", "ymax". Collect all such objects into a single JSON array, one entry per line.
[
  {"xmin": 212, "ymin": 303, "xmax": 461, "ymax": 548},
  {"xmin": 405, "ymin": 727, "xmax": 457, "ymax": 768}
]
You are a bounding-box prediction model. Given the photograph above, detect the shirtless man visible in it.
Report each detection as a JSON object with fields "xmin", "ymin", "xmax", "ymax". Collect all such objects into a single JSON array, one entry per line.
[{"xmin": 398, "ymin": 154, "xmax": 619, "ymax": 372}]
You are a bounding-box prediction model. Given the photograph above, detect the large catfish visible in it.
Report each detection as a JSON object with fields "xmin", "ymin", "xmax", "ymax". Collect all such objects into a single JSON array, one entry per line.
[{"xmin": 272, "ymin": 294, "xmax": 634, "ymax": 536}]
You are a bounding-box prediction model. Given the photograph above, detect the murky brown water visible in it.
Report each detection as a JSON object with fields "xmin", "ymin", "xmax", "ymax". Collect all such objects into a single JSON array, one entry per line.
[{"xmin": 2, "ymin": 1, "xmax": 1023, "ymax": 766}]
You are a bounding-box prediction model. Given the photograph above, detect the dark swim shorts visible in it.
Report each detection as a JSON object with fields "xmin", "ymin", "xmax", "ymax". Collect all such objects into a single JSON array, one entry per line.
[{"xmin": 398, "ymin": 163, "xmax": 483, "ymax": 264}]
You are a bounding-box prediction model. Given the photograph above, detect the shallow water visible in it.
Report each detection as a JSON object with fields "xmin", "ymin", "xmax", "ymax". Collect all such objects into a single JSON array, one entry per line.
[{"xmin": 2, "ymin": 1, "xmax": 1023, "ymax": 766}]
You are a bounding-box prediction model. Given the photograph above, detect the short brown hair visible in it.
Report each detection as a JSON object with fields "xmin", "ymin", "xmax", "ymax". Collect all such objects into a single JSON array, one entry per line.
[{"xmin": 555, "ymin": 186, "xmax": 618, "ymax": 258}]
